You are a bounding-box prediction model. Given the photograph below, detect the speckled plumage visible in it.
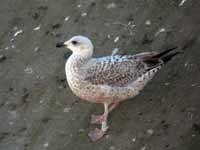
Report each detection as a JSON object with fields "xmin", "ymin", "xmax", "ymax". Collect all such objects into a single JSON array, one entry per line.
[
  {"xmin": 57, "ymin": 35, "xmax": 179, "ymax": 141},
  {"xmin": 65, "ymin": 53, "xmax": 161, "ymax": 104}
]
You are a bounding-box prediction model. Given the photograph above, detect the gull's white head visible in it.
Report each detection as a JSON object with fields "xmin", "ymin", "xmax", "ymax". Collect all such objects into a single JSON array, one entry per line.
[{"xmin": 57, "ymin": 35, "xmax": 93, "ymax": 57}]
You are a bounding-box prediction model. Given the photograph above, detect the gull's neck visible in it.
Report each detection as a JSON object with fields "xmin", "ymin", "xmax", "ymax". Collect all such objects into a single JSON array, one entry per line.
[
  {"xmin": 66, "ymin": 50, "xmax": 93, "ymax": 76},
  {"xmin": 68, "ymin": 53, "xmax": 90, "ymax": 67},
  {"xmin": 73, "ymin": 47, "xmax": 93, "ymax": 59}
]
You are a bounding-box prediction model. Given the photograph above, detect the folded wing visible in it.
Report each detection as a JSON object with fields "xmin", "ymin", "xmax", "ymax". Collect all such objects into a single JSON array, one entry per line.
[
  {"xmin": 84, "ymin": 47, "xmax": 179, "ymax": 87},
  {"xmin": 84, "ymin": 54, "xmax": 158, "ymax": 86}
]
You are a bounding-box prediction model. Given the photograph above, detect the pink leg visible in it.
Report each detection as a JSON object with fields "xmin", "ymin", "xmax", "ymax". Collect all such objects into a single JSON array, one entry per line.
[
  {"xmin": 88, "ymin": 102, "xmax": 120, "ymax": 142},
  {"xmin": 90, "ymin": 102, "xmax": 119, "ymax": 125},
  {"xmin": 88, "ymin": 127, "xmax": 108, "ymax": 142},
  {"xmin": 108, "ymin": 101, "xmax": 119, "ymax": 112},
  {"xmin": 91, "ymin": 114, "xmax": 105, "ymax": 124},
  {"xmin": 88, "ymin": 103, "xmax": 109, "ymax": 142}
]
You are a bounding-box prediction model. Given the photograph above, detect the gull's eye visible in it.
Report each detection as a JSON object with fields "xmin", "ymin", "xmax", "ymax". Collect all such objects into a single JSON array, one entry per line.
[{"xmin": 72, "ymin": 40, "xmax": 78, "ymax": 45}]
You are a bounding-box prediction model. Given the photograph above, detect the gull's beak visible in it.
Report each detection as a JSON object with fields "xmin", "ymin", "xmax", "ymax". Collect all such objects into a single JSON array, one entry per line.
[
  {"xmin": 56, "ymin": 42, "xmax": 65, "ymax": 48},
  {"xmin": 56, "ymin": 41, "xmax": 70, "ymax": 48}
]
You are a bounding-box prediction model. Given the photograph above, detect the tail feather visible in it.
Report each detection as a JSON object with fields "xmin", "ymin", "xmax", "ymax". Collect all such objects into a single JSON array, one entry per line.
[
  {"xmin": 141, "ymin": 46, "xmax": 180, "ymax": 70},
  {"xmin": 161, "ymin": 51, "xmax": 181, "ymax": 63},
  {"xmin": 152, "ymin": 46, "xmax": 178, "ymax": 58}
]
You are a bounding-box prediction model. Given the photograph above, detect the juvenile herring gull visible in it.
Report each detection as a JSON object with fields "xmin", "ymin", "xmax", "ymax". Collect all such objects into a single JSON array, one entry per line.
[{"xmin": 56, "ymin": 35, "xmax": 179, "ymax": 141}]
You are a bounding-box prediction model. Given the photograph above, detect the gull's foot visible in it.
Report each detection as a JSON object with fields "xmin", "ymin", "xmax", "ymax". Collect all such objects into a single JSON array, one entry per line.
[
  {"xmin": 88, "ymin": 128, "xmax": 108, "ymax": 142},
  {"xmin": 91, "ymin": 114, "xmax": 105, "ymax": 124}
]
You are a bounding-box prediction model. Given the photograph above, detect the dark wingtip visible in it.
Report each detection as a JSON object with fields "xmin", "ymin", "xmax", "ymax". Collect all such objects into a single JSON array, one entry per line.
[
  {"xmin": 56, "ymin": 42, "xmax": 65, "ymax": 48},
  {"xmin": 153, "ymin": 46, "xmax": 178, "ymax": 58},
  {"xmin": 161, "ymin": 51, "xmax": 181, "ymax": 63}
]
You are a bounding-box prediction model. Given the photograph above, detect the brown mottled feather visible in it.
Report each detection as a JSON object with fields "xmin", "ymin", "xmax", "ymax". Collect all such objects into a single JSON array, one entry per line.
[{"xmin": 84, "ymin": 52, "xmax": 163, "ymax": 86}]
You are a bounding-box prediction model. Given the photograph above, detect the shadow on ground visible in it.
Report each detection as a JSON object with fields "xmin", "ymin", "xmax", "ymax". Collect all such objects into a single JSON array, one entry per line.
[{"xmin": 0, "ymin": 0, "xmax": 200, "ymax": 150}]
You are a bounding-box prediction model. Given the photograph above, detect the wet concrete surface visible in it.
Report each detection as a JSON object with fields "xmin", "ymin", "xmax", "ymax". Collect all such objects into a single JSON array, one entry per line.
[{"xmin": 0, "ymin": 0, "xmax": 200, "ymax": 150}]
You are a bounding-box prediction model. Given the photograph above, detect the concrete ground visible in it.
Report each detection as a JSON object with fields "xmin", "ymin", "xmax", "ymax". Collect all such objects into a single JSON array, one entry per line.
[{"xmin": 0, "ymin": 0, "xmax": 200, "ymax": 150}]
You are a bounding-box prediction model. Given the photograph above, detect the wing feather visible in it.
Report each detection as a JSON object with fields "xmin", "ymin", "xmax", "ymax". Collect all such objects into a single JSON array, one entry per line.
[
  {"xmin": 83, "ymin": 47, "xmax": 179, "ymax": 86},
  {"xmin": 84, "ymin": 55, "xmax": 150, "ymax": 86}
]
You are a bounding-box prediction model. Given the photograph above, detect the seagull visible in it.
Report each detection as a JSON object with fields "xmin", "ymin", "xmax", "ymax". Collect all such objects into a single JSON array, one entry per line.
[{"xmin": 56, "ymin": 35, "xmax": 180, "ymax": 142}]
